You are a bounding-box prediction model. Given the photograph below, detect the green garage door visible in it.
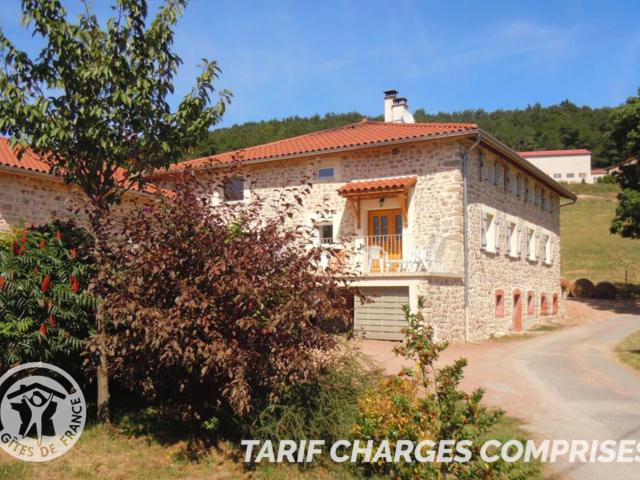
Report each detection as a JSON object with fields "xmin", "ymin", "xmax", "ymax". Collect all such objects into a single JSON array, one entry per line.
[{"xmin": 354, "ymin": 287, "xmax": 410, "ymax": 341}]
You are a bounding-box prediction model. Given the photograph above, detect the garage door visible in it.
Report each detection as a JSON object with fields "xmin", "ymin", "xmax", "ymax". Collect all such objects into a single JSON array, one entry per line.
[{"xmin": 354, "ymin": 287, "xmax": 410, "ymax": 341}]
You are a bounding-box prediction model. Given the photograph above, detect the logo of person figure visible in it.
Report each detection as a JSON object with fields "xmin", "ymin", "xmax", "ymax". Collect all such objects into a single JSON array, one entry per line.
[
  {"xmin": 0, "ymin": 363, "xmax": 86, "ymax": 462},
  {"xmin": 8, "ymin": 381, "xmax": 66, "ymax": 446}
]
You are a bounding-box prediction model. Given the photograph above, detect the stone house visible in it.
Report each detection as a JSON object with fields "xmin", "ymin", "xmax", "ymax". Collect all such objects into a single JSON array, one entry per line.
[
  {"xmin": 0, "ymin": 138, "xmax": 154, "ymax": 232},
  {"xmin": 151, "ymin": 91, "xmax": 577, "ymax": 341}
]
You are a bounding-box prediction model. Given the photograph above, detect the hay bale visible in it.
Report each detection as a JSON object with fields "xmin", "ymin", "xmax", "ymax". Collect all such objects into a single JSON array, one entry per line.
[
  {"xmin": 570, "ymin": 278, "xmax": 595, "ymax": 298},
  {"xmin": 594, "ymin": 281, "xmax": 617, "ymax": 299},
  {"xmin": 560, "ymin": 277, "xmax": 571, "ymax": 294}
]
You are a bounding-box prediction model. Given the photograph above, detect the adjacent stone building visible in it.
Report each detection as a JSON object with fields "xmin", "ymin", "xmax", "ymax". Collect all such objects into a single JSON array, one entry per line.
[
  {"xmin": 0, "ymin": 138, "xmax": 153, "ymax": 232},
  {"xmin": 151, "ymin": 91, "xmax": 576, "ymax": 341}
]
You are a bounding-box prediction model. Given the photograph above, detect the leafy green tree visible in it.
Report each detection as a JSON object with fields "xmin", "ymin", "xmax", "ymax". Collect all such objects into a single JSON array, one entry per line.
[
  {"xmin": 607, "ymin": 89, "xmax": 640, "ymax": 239},
  {"xmin": 0, "ymin": 0, "xmax": 230, "ymax": 421},
  {"xmin": 0, "ymin": 221, "xmax": 96, "ymax": 379}
]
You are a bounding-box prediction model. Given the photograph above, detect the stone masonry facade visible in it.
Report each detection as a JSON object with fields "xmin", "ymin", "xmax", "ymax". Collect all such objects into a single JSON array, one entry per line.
[
  {"xmin": 2, "ymin": 135, "xmax": 566, "ymax": 342},
  {"xmin": 170, "ymin": 136, "xmax": 565, "ymax": 342},
  {"xmin": 0, "ymin": 170, "xmax": 148, "ymax": 232},
  {"xmin": 466, "ymin": 147, "xmax": 564, "ymax": 339}
]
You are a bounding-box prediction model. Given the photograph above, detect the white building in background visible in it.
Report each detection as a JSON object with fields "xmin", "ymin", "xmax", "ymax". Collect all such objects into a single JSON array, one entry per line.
[{"xmin": 518, "ymin": 149, "xmax": 595, "ymax": 183}]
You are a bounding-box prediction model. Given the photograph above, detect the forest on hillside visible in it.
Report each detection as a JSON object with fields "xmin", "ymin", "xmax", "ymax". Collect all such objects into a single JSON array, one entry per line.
[{"xmin": 191, "ymin": 101, "xmax": 618, "ymax": 167}]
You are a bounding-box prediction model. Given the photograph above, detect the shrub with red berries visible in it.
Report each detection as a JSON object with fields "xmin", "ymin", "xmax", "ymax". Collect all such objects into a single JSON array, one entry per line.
[{"xmin": 0, "ymin": 220, "xmax": 97, "ymax": 371}]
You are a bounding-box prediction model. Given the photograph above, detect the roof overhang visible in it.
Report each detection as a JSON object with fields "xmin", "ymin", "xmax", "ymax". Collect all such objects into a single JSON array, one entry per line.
[
  {"xmin": 475, "ymin": 132, "xmax": 577, "ymax": 201},
  {"xmin": 149, "ymin": 128, "xmax": 576, "ymax": 201},
  {"xmin": 337, "ymin": 176, "xmax": 417, "ymax": 228},
  {"xmin": 147, "ymin": 130, "xmax": 480, "ymax": 180}
]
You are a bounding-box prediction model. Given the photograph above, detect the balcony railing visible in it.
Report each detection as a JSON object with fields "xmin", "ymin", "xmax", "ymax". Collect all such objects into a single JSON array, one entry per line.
[{"xmin": 345, "ymin": 234, "xmax": 462, "ymax": 275}]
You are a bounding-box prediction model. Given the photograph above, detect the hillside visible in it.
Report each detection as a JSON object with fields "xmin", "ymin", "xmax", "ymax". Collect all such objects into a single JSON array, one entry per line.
[
  {"xmin": 560, "ymin": 184, "xmax": 639, "ymax": 286},
  {"xmin": 192, "ymin": 101, "xmax": 617, "ymax": 167}
]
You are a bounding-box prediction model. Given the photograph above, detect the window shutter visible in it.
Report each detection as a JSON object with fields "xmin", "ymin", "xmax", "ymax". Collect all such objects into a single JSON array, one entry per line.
[
  {"xmin": 481, "ymin": 211, "xmax": 487, "ymax": 250},
  {"xmin": 506, "ymin": 222, "xmax": 513, "ymax": 255},
  {"xmin": 495, "ymin": 217, "xmax": 501, "ymax": 253},
  {"xmin": 478, "ymin": 155, "xmax": 484, "ymax": 181}
]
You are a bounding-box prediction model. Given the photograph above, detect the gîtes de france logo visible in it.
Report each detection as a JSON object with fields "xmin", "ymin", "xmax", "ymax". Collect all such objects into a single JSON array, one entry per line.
[{"xmin": 0, "ymin": 362, "xmax": 86, "ymax": 462}]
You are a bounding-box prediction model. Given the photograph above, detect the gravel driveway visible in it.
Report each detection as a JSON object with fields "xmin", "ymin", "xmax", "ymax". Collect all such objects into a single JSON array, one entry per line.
[{"xmin": 356, "ymin": 304, "xmax": 640, "ymax": 480}]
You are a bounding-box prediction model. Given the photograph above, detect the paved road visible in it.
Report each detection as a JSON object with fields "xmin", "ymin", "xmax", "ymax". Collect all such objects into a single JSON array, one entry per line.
[
  {"xmin": 358, "ymin": 312, "xmax": 640, "ymax": 479},
  {"xmin": 505, "ymin": 314, "xmax": 640, "ymax": 479}
]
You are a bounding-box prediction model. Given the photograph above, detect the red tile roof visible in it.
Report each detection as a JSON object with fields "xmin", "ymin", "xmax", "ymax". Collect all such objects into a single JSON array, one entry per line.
[
  {"xmin": 0, "ymin": 137, "xmax": 160, "ymax": 195},
  {"xmin": 518, "ymin": 149, "xmax": 591, "ymax": 157},
  {"xmin": 0, "ymin": 138, "xmax": 50, "ymax": 173},
  {"xmin": 591, "ymin": 168, "xmax": 607, "ymax": 174},
  {"xmin": 338, "ymin": 176, "xmax": 417, "ymax": 196},
  {"xmin": 154, "ymin": 120, "xmax": 478, "ymax": 176}
]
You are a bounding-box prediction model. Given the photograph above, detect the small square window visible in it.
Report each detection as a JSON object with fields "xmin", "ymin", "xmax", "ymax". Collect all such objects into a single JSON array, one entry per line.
[
  {"xmin": 317, "ymin": 167, "xmax": 335, "ymax": 180},
  {"xmin": 223, "ymin": 177, "xmax": 245, "ymax": 202},
  {"xmin": 318, "ymin": 223, "xmax": 334, "ymax": 245},
  {"xmin": 566, "ymin": 173, "xmax": 575, "ymax": 178},
  {"xmin": 553, "ymin": 173, "xmax": 562, "ymax": 179},
  {"xmin": 578, "ymin": 172, "xmax": 587, "ymax": 178}
]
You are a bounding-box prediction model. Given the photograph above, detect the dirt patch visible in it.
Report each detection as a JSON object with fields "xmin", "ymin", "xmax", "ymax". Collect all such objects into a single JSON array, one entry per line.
[{"xmin": 564, "ymin": 298, "xmax": 640, "ymax": 325}]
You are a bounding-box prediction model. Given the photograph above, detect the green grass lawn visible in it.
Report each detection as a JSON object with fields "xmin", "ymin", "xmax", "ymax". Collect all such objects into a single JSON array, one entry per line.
[
  {"xmin": 560, "ymin": 184, "xmax": 640, "ymax": 285},
  {"xmin": 0, "ymin": 413, "xmax": 542, "ymax": 480},
  {"xmin": 615, "ymin": 330, "xmax": 640, "ymax": 371}
]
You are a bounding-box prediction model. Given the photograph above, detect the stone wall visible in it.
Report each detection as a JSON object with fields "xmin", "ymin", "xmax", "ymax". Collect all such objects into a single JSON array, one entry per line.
[
  {"xmin": 466, "ymin": 147, "xmax": 564, "ymax": 339},
  {"xmin": 0, "ymin": 169, "xmax": 148, "ymax": 232},
  {"xmin": 417, "ymin": 276, "xmax": 466, "ymax": 341},
  {"xmin": 160, "ymin": 138, "xmax": 567, "ymax": 341}
]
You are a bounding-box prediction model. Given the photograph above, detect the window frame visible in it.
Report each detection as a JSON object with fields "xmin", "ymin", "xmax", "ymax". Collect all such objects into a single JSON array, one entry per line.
[
  {"xmin": 543, "ymin": 234, "xmax": 552, "ymax": 265},
  {"xmin": 495, "ymin": 289, "xmax": 505, "ymax": 318},
  {"xmin": 527, "ymin": 227, "xmax": 537, "ymax": 261},
  {"xmin": 223, "ymin": 176, "xmax": 246, "ymax": 203},
  {"xmin": 481, "ymin": 211, "xmax": 498, "ymax": 253},
  {"xmin": 317, "ymin": 222, "xmax": 335, "ymax": 246},
  {"xmin": 507, "ymin": 220, "xmax": 518, "ymax": 258},
  {"xmin": 316, "ymin": 166, "xmax": 336, "ymax": 181}
]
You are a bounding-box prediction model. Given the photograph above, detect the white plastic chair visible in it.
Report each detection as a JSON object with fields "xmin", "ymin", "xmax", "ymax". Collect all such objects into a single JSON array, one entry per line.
[
  {"xmin": 367, "ymin": 245, "xmax": 386, "ymax": 273},
  {"xmin": 427, "ymin": 240, "xmax": 448, "ymax": 272}
]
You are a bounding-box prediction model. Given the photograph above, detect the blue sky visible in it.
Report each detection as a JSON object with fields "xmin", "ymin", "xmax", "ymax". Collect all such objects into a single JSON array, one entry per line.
[{"xmin": 1, "ymin": 0, "xmax": 639, "ymax": 127}]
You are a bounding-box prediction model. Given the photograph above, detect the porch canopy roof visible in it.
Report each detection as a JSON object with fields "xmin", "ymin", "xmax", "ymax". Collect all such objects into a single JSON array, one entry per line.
[{"xmin": 337, "ymin": 176, "xmax": 417, "ymax": 228}]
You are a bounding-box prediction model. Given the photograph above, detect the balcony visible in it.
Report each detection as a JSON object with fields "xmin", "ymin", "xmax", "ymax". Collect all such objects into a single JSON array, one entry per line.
[{"xmin": 320, "ymin": 234, "xmax": 462, "ymax": 277}]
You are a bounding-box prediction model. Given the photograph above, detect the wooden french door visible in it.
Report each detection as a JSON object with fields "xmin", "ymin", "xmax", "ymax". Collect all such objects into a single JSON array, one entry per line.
[{"xmin": 368, "ymin": 209, "xmax": 403, "ymax": 269}]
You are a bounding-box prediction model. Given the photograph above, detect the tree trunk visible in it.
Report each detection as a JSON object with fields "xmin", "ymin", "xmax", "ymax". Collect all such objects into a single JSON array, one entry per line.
[
  {"xmin": 96, "ymin": 302, "xmax": 110, "ymax": 423},
  {"xmin": 90, "ymin": 205, "xmax": 111, "ymax": 423}
]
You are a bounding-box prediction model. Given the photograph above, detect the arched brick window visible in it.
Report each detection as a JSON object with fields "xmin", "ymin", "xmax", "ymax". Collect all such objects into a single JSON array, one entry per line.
[
  {"xmin": 495, "ymin": 289, "xmax": 505, "ymax": 318},
  {"xmin": 552, "ymin": 293, "xmax": 559, "ymax": 314},
  {"xmin": 540, "ymin": 292, "xmax": 548, "ymax": 315}
]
